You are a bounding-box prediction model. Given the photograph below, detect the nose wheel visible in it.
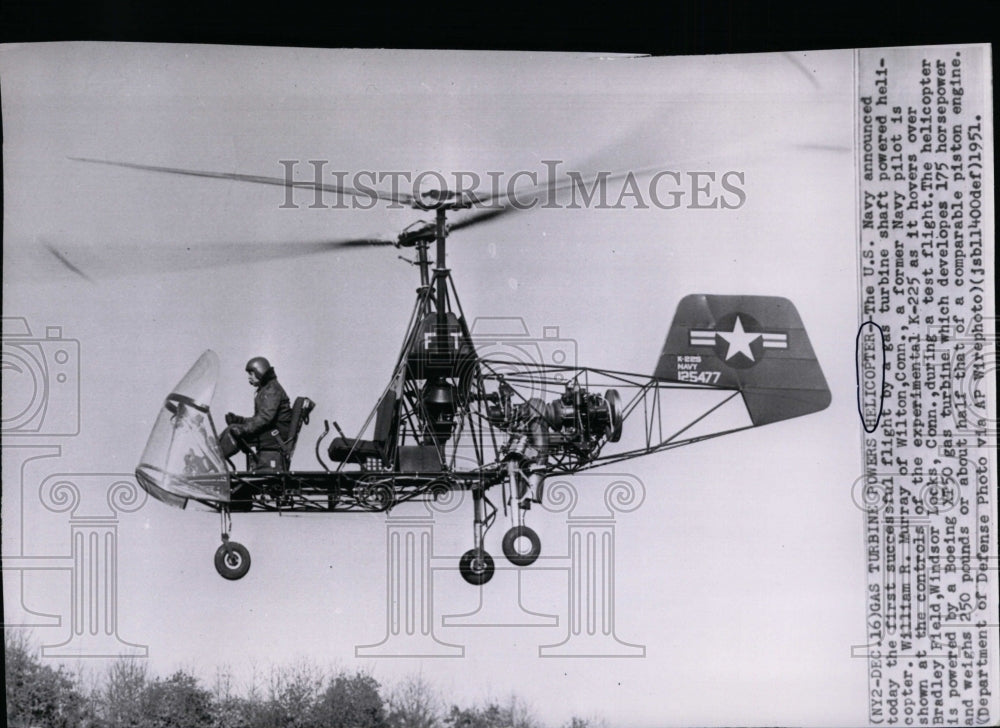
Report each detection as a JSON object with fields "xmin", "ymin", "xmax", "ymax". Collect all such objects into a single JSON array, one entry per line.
[
  {"xmin": 215, "ymin": 539, "xmax": 251, "ymax": 580},
  {"xmin": 214, "ymin": 509, "xmax": 251, "ymax": 580}
]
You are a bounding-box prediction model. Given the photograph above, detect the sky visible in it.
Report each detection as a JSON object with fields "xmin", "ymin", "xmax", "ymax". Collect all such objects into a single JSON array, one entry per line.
[{"xmin": 0, "ymin": 43, "xmax": 964, "ymax": 726}]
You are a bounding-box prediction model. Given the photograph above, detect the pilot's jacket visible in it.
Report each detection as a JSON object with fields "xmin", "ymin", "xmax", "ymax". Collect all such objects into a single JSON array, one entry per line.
[{"xmin": 231, "ymin": 370, "xmax": 293, "ymax": 451}]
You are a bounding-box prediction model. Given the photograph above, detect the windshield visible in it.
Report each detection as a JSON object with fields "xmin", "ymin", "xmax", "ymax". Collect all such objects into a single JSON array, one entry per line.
[{"xmin": 135, "ymin": 350, "xmax": 230, "ymax": 508}]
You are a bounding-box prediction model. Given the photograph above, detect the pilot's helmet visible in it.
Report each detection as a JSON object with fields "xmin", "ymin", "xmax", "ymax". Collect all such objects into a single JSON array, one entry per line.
[{"xmin": 245, "ymin": 356, "xmax": 273, "ymax": 378}]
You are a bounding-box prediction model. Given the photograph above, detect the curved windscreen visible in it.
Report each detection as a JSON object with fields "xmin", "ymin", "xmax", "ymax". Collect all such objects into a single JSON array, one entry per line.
[{"xmin": 135, "ymin": 350, "xmax": 230, "ymax": 508}]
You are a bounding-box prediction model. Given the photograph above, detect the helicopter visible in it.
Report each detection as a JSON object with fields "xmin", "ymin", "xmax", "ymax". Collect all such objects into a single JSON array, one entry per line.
[{"xmin": 63, "ymin": 157, "xmax": 832, "ymax": 585}]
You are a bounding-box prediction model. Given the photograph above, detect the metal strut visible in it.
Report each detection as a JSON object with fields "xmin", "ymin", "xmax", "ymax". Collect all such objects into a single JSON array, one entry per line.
[
  {"xmin": 506, "ymin": 460, "xmax": 530, "ymax": 529},
  {"xmin": 220, "ymin": 507, "xmax": 232, "ymax": 542},
  {"xmin": 471, "ymin": 485, "xmax": 497, "ymax": 552}
]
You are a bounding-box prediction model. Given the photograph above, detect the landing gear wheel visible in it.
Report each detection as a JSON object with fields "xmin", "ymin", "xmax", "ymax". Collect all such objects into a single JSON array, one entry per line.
[
  {"xmin": 214, "ymin": 541, "xmax": 251, "ymax": 580},
  {"xmin": 502, "ymin": 525, "xmax": 541, "ymax": 566},
  {"xmin": 459, "ymin": 548, "xmax": 495, "ymax": 586}
]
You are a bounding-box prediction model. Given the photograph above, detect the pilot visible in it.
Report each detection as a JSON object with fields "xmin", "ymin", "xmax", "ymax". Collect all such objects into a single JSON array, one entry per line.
[{"xmin": 219, "ymin": 356, "xmax": 293, "ymax": 462}]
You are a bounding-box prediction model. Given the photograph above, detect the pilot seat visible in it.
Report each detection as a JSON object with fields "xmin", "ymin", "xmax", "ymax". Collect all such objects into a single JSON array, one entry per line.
[
  {"xmin": 327, "ymin": 389, "xmax": 399, "ymax": 469},
  {"xmin": 241, "ymin": 395, "xmax": 316, "ymax": 473}
]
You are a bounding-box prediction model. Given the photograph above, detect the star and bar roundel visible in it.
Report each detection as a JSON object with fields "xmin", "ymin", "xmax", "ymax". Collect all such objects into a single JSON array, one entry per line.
[
  {"xmin": 654, "ymin": 294, "xmax": 831, "ymax": 427},
  {"xmin": 687, "ymin": 312, "xmax": 789, "ymax": 369}
]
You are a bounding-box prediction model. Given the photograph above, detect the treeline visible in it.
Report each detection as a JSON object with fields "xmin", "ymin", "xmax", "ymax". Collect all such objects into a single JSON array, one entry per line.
[{"xmin": 5, "ymin": 633, "xmax": 602, "ymax": 728}]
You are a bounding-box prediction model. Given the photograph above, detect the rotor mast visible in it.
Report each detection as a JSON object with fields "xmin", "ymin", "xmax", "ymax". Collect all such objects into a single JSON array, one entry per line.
[
  {"xmin": 404, "ymin": 195, "xmax": 460, "ymax": 319},
  {"xmin": 434, "ymin": 207, "xmax": 448, "ymax": 326}
]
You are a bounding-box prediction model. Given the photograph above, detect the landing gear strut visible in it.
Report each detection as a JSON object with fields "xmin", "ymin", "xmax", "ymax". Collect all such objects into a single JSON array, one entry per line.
[
  {"xmin": 459, "ymin": 485, "xmax": 496, "ymax": 585},
  {"xmin": 214, "ymin": 508, "xmax": 251, "ymax": 580},
  {"xmin": 500, "ymin": 461, "xmax": 543, "ymax": 567}
]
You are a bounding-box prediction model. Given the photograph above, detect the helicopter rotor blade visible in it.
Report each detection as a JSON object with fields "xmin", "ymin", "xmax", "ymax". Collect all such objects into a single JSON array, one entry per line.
[
  {"xmin": 41, "ymin": 236, "xmax": 395, "ymax": 281},
  {"xmin": 446, "ymin": 206, "xmax": 511, "ymax": 232},
  {"xmin": 68, "ymin": 157, "xmax": 417, "ymax": 208},
  {"xmin": 331, "ymin": 239, "xmax": 397, "ymax": 248},
  {"xmin": 448, "ymin": 162, "xmax": 673, "ymax": 234},
  {"xmin": 461, "ymin": 162, "xmax": 674, "ymax": 210}
]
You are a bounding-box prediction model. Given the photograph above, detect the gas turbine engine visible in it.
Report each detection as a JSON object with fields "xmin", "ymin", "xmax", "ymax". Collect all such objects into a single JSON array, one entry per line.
[
  {"xmin": 486, "ymin": 379, "xmax": 623, "ymax": 468},
  {"xmin": 542, "ymin": 380, "xmax": 623, "ymax": 459}
]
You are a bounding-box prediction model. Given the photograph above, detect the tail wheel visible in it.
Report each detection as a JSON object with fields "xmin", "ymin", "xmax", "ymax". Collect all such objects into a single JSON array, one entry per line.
[
  {"xmin": 459, "ymin": 548, "xmax": 495, "ymax": 585},
  {"xmin": 502, "ymin": 525, "xmax": 541, "ymax": 566},
  {"xmin": 214, "ymin": 541, "xmax": 251, "ymax": 580}
]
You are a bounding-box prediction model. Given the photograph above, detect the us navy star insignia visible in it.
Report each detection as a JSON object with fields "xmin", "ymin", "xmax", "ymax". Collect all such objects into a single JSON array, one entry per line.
[
  {"xmin": 716, "ymin": 315, "xmax": 757, "ymax": 361},
  {"xmin": 688, "ymin": 314, "xmax": 788, "ymax": 363}
]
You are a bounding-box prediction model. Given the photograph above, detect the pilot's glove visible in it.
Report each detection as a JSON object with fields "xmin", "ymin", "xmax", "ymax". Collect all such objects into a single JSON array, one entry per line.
[
  {"xmin": 225, "ymin": 412, "xmax": 239, "ymax": 425},
  {"xmin": 229, "ymin": 423, "xmax": 246, "ymax": 437}
]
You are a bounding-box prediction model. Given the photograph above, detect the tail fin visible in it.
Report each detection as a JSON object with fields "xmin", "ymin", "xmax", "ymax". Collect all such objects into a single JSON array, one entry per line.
[{"xmin": 654, "ymin": 294, "xmax": 831, "ymax": 426}]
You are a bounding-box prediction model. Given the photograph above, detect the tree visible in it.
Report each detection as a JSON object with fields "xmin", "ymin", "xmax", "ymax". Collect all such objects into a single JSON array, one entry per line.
[
  {"xmin": 444, "ymin": 695, "xmax": 538, "ymax": 728},
  {"xmin": 4, "ymin": 631, "xmax": 93, "ymax": 728},
  {"xmin": 444, "ymin": 704, "xmax": 506, "ymax": 728},
  {"xmin": 561, "ymin": 718, "xmax": 608, "ymax": 728},
  {"xmin": 140, "ymin": 670, "xmax": 214, "ymax": 728},
  {"xmin": 312, "ymin": 670, "xmax": 387, "ymax": 728},
  {"xmin": 96, "ymin": 657, "xmax": 149, "ymax": 727},
  {"xmin": 210, "ymin": 664, "xmax": 257, "ymax": 728},
  {"xmin": 235, "ymin": 659, "xmax": 325, "ymax": 728},
  {"xmin": 386, "ymin": 674, "xmax": 443, "ymax": 728}
]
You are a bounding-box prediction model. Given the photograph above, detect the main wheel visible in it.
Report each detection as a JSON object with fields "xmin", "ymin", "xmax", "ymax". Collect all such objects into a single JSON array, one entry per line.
[
  {"xmin": 501, "ymin": 525, "xmax": 541, "ymax": 566},
  {"xmin": 459, "ymin": 548, "xmax": 495, "ymax": 586},
  {"xmin": 214, "ymin": 541, "xmax": 251, "ymax": 580}
]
